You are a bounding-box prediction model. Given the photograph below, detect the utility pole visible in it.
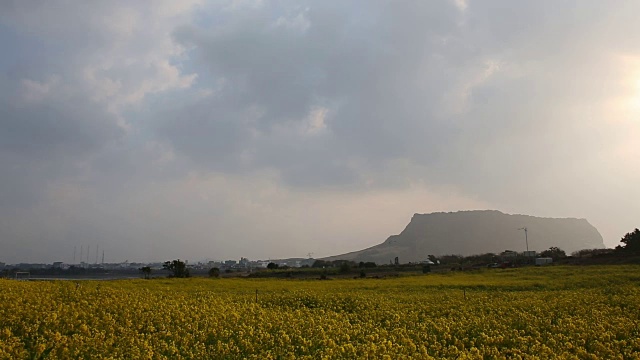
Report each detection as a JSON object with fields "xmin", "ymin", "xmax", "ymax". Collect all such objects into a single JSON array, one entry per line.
[{"xmin": 518, "ymin": 227, "xmax": 529, "ymax": 252}]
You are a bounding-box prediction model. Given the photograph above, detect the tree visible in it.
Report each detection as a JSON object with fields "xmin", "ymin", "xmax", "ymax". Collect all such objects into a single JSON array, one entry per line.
[
  {"xmin": 571, "ymin": 248, "xmax": 613, "ymax": 258},
  {"xmin": 139, "ymin": 266, "xmax": 152, "ymax": 279},
  {"xmin": 539, "ymin": 247, "xmax": 566, "ymax": 260},
  {"xmin": 616, "ymin": 228, "xmax": 640, "ymax": 254},
  {"xmin": 163, "ymin": 259, "xmax": 190, "ymax": 278},
  {"xmin": 359, "ymin": 261, "xmax": 377, "ymax": 268},
  {"xmin": 438, "ymin": 254, "xmax": 464, "ymax": 265},
  {"xmin": 208, "ymin": 267, "xmax": 220, "ymax": 278},
  {"xmin": 339, "ymin": 262, "xmax": 351, "ymax": 274},
  {"xmin": 267, "ymin": 262, "xmax": 279, "ymax": 270},
  {"xmin": 463, "ymin": 253, "xmax": 498, "ymax": 265},
  {"xmin": 312, "ymin": 260, "xmax": 329, "ymax": 268}
]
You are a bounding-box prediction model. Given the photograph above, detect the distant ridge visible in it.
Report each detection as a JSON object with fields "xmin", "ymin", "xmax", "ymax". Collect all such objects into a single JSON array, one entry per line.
[{"xmin": 324, "ymin": 210, "xmax": 605, "ymax": 264}]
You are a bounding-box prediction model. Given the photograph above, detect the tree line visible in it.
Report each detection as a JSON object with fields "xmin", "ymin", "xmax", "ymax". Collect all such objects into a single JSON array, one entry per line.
[{"xmin": 135, "ymin": 228, "xmax": 640, "ymax": 279}]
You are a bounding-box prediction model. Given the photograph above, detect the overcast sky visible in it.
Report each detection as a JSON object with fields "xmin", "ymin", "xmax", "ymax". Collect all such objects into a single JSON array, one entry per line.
[{"xmin": 1, "ymin": 0, "xmax": 638, "ymax": 263}]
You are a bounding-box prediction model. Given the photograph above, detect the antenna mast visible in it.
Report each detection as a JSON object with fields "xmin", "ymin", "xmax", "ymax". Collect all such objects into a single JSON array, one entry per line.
[{"xmin": 518, "ymin": 227, "xmax": 529, "ymax": 252}]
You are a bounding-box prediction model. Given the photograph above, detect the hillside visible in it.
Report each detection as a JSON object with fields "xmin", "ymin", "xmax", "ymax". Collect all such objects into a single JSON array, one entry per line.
[{"xmin": 324, "ymin": 210, "xmax": 605, "ymax": 264}]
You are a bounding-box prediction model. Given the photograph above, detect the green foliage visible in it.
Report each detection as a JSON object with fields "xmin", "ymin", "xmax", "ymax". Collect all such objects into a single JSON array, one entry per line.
[
  {"xmin": 138, "ymin": 266, "xmax": 151, "ymax": 279},
  {"xmin": 571, "ymin": 248, "xmax": 614, "ymax": 258},
  {"xmin": 163, "ymin": 259, "xmax": 190, "ymax": 278},
  {"xmin": 358, "ymin": 261, "xmax": 377, "ymax": 268},
  {"xmin": 312, "ymin": 260, "xmax": 357, "ymax": 270},
  {"xmin": 463, "ymin": 253, "xmax": 499, "ymax": 265},
  {"xmin": 312, "ymin": 260, "xmax": 329, "ymax": 268},
  {"xmin": 339, "ymin": 262, "xmax": 351, "ymax": 274},
  {"xmin": 539, "ymin": 247, "xmax": 567, "ymax": 260},
  {"xmin": 616, "ymin": 228, "xmax": 640, "ymax": 254},
  {"xmin": 267, "ymin": 262, "xmax": 279, "ymax": 270},
  {"xmin": 208, "ymin": 267, "xmax": 220, "ymax": 278},
  {"xmin": 438, "ymin": 254, "xmax": 464, "ymax": 265}
]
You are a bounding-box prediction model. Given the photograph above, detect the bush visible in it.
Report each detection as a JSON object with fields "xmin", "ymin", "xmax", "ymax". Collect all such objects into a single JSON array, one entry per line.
[
  {"xmin": 208, "ymin": 267, "xmax": 220, "ymax": 278},
  {"xmin": 359, "ymin": 261, "xmax": 377, "ymax": 268},
  {"xmin": 139, "ymin": 266, "xmax": 151, "ymax": 279},
  {"xmin": 163, "ymin": 260, "xmax": 190, "ymax": 278},
  {"xmin": 571, "ymin": 248, "xmax": 614, "ymax": 258},
  {"xmin": 438, "ymin": 254, "xmax": 464, "ymax": 265},
  {"xmin": 539, "ymin": 247, "xmax": 567, "ymax": 260},
  {"xmin": 616, "ymin": 228, "xmax": 640, "ymax": 254},
  {"xmin": 312, "ymin": 260, "xmax": 330, "ymax": 268},
  {"xmin": 339, "ymin": 262, "xmax": 351, "ymax": 274}
]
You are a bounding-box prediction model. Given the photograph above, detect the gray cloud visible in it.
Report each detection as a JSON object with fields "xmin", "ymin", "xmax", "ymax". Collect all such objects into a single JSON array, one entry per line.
[
  {"xmin": 163, "ymin": 1, "xmax": 465, "ymax": 187},
  {"xmin": 1, "ymin": 1, "xmax": 639, "ymax": 262},
  {"xmin": 162, "ymin": 1, "xmax": 639, "ymax": 241},
  {"xmin": 0, "ymin": 73, "xmax": 123, "ymax": 209}
]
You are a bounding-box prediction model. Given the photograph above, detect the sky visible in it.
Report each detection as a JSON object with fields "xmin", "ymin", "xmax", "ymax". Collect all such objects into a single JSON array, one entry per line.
[{"xmin": 1, "ymin": 0, "xmax": 639, "ymax": 264}]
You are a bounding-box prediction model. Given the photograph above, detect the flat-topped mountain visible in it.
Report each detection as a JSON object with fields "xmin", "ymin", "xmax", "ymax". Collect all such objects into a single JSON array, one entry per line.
[{"xmin": 324, "ymin": 210, "xmax": 605, "ymax": 264}]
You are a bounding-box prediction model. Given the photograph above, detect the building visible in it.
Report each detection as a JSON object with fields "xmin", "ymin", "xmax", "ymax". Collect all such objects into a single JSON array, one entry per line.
[
  {"xmin": 501, "ymin": 250, "xmax": 518, "ymax": 258},
  {"xmin": 535, "ymin": 257, "xmax": 553, "ymax": 266}
]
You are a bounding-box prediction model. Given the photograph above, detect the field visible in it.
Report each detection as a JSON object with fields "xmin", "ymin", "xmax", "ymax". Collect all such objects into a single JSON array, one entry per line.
[{"xmin": 1, "ymin": 265, "xmax": 640, "ymax": 359}]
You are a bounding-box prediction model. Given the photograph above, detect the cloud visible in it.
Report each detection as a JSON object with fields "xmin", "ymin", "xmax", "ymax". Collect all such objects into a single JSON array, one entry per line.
[
  {"xmin": 1, "ymin": 0, "xmax": 202, "ymax": 119},
  {"xmin": 1, "ymin": 1, "xmax": 639, "ymax": 263},
  {"xmin": 0, "ymin": 1, "xmax": 202, "ymax": 261},
  {"xmin": 163, "ymin": 1, "xmax": 465, "ymax": 187},
  {"xmin": 162, "ymin": 1, "xmax": 640, "ymax": 242}
]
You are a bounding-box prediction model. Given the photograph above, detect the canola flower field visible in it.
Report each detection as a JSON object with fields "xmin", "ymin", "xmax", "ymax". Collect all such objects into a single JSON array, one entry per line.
[{"xmin": 1, "ymin": 265, "xmax": 640, "ymax": 359}]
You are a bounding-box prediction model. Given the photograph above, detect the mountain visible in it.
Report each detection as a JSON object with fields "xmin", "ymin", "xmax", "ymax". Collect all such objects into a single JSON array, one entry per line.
[{"xmin": 324, "ymin": 210, "xmax": 605, "ymax": 264}]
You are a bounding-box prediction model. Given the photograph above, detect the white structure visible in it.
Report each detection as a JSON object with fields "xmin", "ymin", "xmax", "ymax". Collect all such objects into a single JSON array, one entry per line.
[{"xmin": 535, "ymin": 257, "xmax": 553, "ymax": 266}]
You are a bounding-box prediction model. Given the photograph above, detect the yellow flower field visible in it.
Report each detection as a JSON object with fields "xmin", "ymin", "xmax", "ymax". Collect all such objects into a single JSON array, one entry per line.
[{"xmin": 1, "ymin": 265, "xmax": 640, "ymax": 359}]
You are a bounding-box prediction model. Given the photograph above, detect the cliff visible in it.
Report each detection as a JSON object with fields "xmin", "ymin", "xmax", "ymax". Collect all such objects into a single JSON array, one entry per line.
[{"xmin": 324, "ymin": 210, "xmax": 605, "ymax": 264}]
